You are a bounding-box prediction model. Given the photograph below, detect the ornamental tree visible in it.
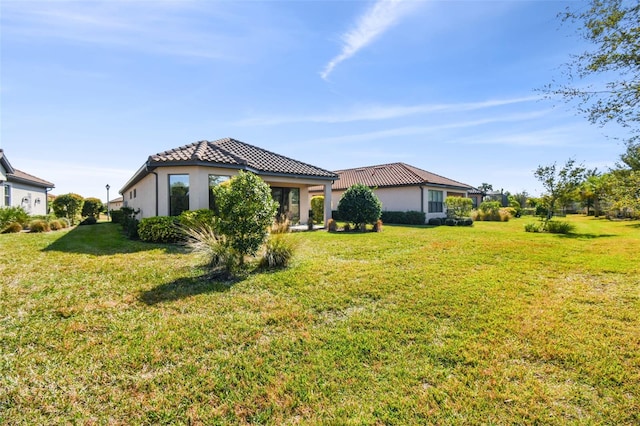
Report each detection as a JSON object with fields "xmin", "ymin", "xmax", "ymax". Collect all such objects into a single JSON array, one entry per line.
[
  {"xmin": 213, "ymin": 171, "xmax": 277, "ymax": 265},
  {"xmin": 52, "ymin": 193, "xmax": 84, "ymax": 225}
]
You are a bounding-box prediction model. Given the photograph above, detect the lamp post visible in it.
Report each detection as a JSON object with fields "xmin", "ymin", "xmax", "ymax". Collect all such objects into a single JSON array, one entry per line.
[{"xmin": 105, "ymin": 184, "xmax": 110, "ymax": 221}]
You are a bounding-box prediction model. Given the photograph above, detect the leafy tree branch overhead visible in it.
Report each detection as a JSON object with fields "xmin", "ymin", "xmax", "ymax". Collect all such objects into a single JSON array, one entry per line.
[{"xmin": 545, "ymin": 0, "xmax": 639, "ymax": 142}]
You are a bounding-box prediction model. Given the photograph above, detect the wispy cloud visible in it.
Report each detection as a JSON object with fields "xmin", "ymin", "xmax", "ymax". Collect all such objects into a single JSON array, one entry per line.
[
  {"xmin": 298, "ymin": 110, "xmax": 550, "ymax": 146},
  {"xmin": 320, "ymin": 0, "xmax": 416, "ymax": 80},
  {"xmin": 235, "ymin": 96, "xmax": 541, "ymax": 126},
  {"xmin": 0, "ymin": 1, "xmax": 288, "ymax": 61}
]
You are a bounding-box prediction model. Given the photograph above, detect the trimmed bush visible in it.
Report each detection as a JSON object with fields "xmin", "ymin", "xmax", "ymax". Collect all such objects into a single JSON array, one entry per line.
[
  {"xmin": 310, "ymin": 196, "xmax": 324, "ymax": 224},
  {"xmin": 337, "ymin": 184, "xmax": 382, "ymax": 229},
  {"xmin": 428, "ymin": 218, "xmax": 443, "ymax": 226},
  {"xmin": 138, "ymin": 216, "xmax": 181, "ymax": 243},
  {"xmin": 380, "ymin": 211, "xmax": 426, "ymax": 225},
  {"xmin": 373, "ymin": 219, "xmax": 383, "ymax": 232},
  {"xmin": 28, "ymin": 219, "xmax": 50, "ymax": 233},
  {"xmin": 327, "ymin": 218, "xmax": 338, "ymax": 232},
  {"xmin": 445, "ymin": 218, "xmax": 457, "ymax": 226},
  {"xmin": 178, "ymin": 209, "xmax": 216, "ymax": 230},
  {"xmin": 2, "ymin": 222, "xmax": 23, "ymax": 233},
  {"xmin": 110, "ymin": 209, "xmax": 124, "ymax": 224},
  {"xmin": 49, "ymin": 220, "xmax": 63, "ymax": 230}
]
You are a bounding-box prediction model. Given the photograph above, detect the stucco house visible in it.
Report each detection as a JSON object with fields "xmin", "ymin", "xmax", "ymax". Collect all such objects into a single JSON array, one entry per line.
[
  {"xmin": 310, "ymin": 162, "xmax": 478, "ymax": 222},
  {"xmin": 119, "ymin": 138, "xmax": 338, "ymax": 224},
  {"xmin": 0, "ymin": 149, "xmax": 55, "ymax": 216}
]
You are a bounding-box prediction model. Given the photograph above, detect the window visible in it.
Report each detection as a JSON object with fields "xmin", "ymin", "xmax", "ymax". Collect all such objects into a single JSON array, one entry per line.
[
  {"xmin": 129, "ymin": 191, "xmax": 132, "ymax": 200},
  {"xmin": 428, "ymin": 190, "xmax": 443, "ymax": 213},
  {"xmin": 271, "ymin": 187, "xmax": 300, "ymax": 223},
  {"xmin": 208, "ymin": 175, "xmax": 230, "ymax": 211},
  {"xmin": 169, "ymin": 174, "xmax": 189, "ymax": 216},
  {"xmin": 133, "ymin": 189, "xmax": 137, "ymax": 198},
  {"xmin": 3, "ymin": 184, "xmax": 10, "ymax": 207}
]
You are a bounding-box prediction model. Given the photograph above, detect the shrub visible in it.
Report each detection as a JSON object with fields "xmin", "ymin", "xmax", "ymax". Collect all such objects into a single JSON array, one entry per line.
[
  {"xmin": 178, "ymin": 209, "xmax": 216, "ymax": 230},
  {"xmin": 327, "ymin": 218, "xmax": 338, "ymax": 232},
  {"xmin": 310, "ymin": 196, "xmax": 325, "ymax": 224},
  {"xmin": 82, "ymin": 197, "xmax": 103, "ymax": 219},
  {"xmin": 138, "ymin": 217, "xmax": 181, "ymax": 243},
  {"xmin": 110, "ymin": 209, "xmax": 124, "ymax": 224},
  {"xmin": 52, "ymin": 193, "xmax": 84, "ymax": 225},
  {"xmin": 380, "ymin": 211, "xmax": 426, "ymax": 225},
  {"xmin": 546, "ymin": 220, "xmax": 575, "ymax": 234},
  {"xmin": 472, "ymin": 205, "xmax": 512, "ymax": 222},
  {"xmin": 49, "ymin": 220, "xmax": 63, "ymax": 230},
  {"xmin": 58, "ymin": 217, "xmax": 70, "ymax": 228},
  {"xmin": 2, "ymin": 222, "xmax": 22, "ymax": 233},
  {"xmin": 182, "ymin": 224, "xmax": 238, "ymax": 279},
  {"xmin": 445, "ymin": 196, "xmax": 473, "ymax": 218},
  {"xmin": 428, "ymin": 218, "xmax": 443, "ymax": 226},
  {"xmin": 461, "ymin": 218, "xmax": 474, "ymax": 226},
  {"xmin": 337, "ymin": 184, "xmax": 382, "ymax": 229},
  {"xmin": 28, "ymin": 219, "xmax": 50, "ymax": 233},
  {"xmin": 445, "ymin": 218, "xmax": 457, "ymax": 226},
  {"xmin": 260, "ymin": 233, "xmax": 296, "ymax": 269},
  {"xmin": 524, "ymin": 222, "xmax": 541, "ymax": 233},
  {"xmin": 0, "ymin": 206, "xmax": 29, "ymax": 230},
  {"xmin": 213, "ymin": 171, "xmax": 278, "ymax": 265},
  {"xmin": 373, "ymin": 219, "xmax": 383, "ymax": 232},
  {"xmin": 79, "ymin": 216, "xmax": 97, "ymax": 226},
  {"xmin": 343, "ymin": 223, "xmax": 351, "ymax": 232}
]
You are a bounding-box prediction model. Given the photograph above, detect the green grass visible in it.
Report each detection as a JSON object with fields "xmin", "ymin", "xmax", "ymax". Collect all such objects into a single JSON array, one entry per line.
[{"xmin": 1, "ymin": 216, "xmax": 639, "ymax": 424}]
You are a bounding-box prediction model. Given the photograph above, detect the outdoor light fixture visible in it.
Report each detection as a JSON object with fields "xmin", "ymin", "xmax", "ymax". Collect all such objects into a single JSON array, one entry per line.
[{"xmin": 106, "ymin": 184, "xmax": 111, "ymax": 221}]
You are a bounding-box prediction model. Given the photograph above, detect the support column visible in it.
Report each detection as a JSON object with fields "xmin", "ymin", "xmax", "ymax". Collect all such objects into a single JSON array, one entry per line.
[{"xmin": 324, "ymin": 183, "xmax": 332, "ymax": 228}]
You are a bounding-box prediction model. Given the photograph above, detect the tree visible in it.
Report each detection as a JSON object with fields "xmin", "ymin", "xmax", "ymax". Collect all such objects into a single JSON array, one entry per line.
[
  {"xmin": 547, "ymin": 0, "xmax": 639, "ymax": 143},
  {"xmin": 82, "ymin": 197, "xmax": 103, "ymax": 219},
  {"xmin": 534, "ymin": 159, "xmax": 586, "ymax": 218},
  {"xmin": 337, "ymin": 184, "xmax": 382, "ymax": 230},
  {"xmin": 213, "ymin": 171, "xmax": 277, "ymax": 265},
  {"xmin": 478, "ymin": 183, "xmax": 493, "ymax": 194},
  {"xmin": 52, "ymin": 193, "xmax": 84, "ymax": 225}
]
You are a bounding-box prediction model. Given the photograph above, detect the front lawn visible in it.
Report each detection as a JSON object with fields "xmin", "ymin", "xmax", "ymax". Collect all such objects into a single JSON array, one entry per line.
[{"xmin": 1, "ymin": 216, "xmax": 638, "ymax": 424}]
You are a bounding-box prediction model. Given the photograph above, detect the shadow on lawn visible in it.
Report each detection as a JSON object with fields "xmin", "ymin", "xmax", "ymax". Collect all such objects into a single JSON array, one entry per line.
[
  {"xmin": 140, "ymin": 274, "xmax": 233, "ymax": 305},
  {"xmin": 558, "ymin": 232, "xmax": 617, "ymax": 239},
  {"xmin": 43, "ymin": 223, "xmax": 186, "ymax": 256}
]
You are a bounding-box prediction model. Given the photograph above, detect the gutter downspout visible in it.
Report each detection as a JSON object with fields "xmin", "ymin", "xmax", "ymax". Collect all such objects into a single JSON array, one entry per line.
[
  {"xmin": 146, "ymin": 164, "xmax": 159, "ymax": 216},
  {"xmin": 420, "ymin": 186, "xmax": 424, "ymax": 214}
]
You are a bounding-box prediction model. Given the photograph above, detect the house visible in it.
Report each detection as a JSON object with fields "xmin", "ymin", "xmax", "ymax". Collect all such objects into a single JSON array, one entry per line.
[
  {"xmin": 0, "ymin": 149, "xmax": 55, "ymax": 216},
  {"xmin": 119, "ymin": 138, "xmax": 338, "ymax": 224},
  {"xmin": 310, "ymin": 162, "xmax": 478, "ymax": 222},
  {"xmin": 107, "ymin": 196, "xmax": 124, "ymax": 211}
]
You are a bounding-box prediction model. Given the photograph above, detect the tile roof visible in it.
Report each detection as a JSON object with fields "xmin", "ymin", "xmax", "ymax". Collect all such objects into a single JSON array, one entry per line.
[
  {"xmin": 8, "ymin": 169, "xmax": 55, "ymax": 188},
  {"xmin": 326, "ymin": 162, "xmax": 474, "ymax": 191},
  {"xmin": 149, "ymin": 138, "xmax": 337, "ymax": 179},
  {"xmin": 121, "ymin": 138, "xmax": 338, "ymax": 193}
]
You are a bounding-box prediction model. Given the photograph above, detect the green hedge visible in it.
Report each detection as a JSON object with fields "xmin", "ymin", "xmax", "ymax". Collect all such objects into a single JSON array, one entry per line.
[
  {"xmin": 380, "ymin": 211, "xmax": 426, "ymax": 225},
  {"xmin": 138, "ymin": 217, "xmax": 181, "ymax": 243}
]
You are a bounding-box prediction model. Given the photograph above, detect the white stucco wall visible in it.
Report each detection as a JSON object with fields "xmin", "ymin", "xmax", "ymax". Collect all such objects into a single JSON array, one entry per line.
[{"xmin": 7, "ymin": 181, "xmax": 48, "ymax": 216}]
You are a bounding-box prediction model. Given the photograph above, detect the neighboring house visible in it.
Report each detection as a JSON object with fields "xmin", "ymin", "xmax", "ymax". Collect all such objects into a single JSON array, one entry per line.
[
  {"xmin": 108, "ymin": 196, "xmax": 124, "ymax": 211},
  {"xmin": 484, "ymin": 190, "xmax": 509, "ymax": 207},
  {"xmin": 119, "ymin": 138, "xmax": 338, "ymax": 224},
  {"xmin": 310, "ymin": 162, "xmax": 478, "ymax": 222},
  {"xmin": 0, "ymin": 149, "xmax": 55, "ymax": 216}
]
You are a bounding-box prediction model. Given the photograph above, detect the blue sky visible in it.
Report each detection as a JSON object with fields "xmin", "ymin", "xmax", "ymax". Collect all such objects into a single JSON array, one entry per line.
[{"xmin": 0, "ymin": 0, "xmax": 629, "ymax": 202}]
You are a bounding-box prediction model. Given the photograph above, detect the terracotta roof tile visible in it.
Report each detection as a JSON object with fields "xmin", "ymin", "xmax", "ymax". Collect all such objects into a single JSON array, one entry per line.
[
  {"xmin": 8, "ymin": 169, "xmax": 55, "ymax": 188},
  {"xmin": 149, "ymin": 138, "xmax": 337, "ymax": 179},
  {"xmin": 327, "ymin": 162, "xmax": 474, "ymax": 191}
]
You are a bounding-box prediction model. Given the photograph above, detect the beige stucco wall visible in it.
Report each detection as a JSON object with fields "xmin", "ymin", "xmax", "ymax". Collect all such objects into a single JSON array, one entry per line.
[
  {"xmin": 124, "ymin": 165, "xmax": 333, "ymax": 224},
  {"xmin": 325, "ymin": 185, "xmax": 474, "ymax": 223}
]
